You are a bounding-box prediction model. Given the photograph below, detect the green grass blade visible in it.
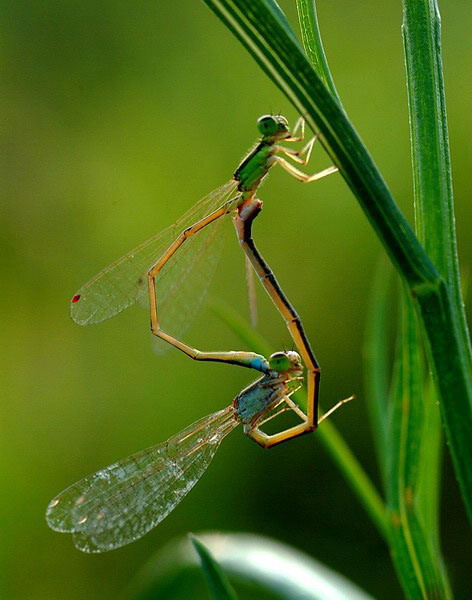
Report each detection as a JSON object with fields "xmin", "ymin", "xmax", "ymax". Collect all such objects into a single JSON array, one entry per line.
[
  {"xmin": 402, "ymin": 0, "xmax": 472, "ymax": 522},
  {"xmin": 212, "ymin": 299, "xmax": 388, "ymax": 540},
  {"xmin": 316, "ymin": 418, "xmax": 388, "ymax": 541},
  {"xmin": 400, "ymin": 1, "xmax": 459, "ymax": 586},
  {"xmin": 363, "ymin": 258, "xmax": 392, "ymax": 480},
  {"xmin": 209, "ymin": 299, "xmax": 273, "ymax": 357},
  {"xmin": 203, "ymin": 0, "xmax": 472, "ymax": 524},
  {"xmin": 133, "ymin": 533, "xmax": 378, "ymax": 600},
  {"xmin": 265, "ymin": 0, "xmax": 299, "ymax": 46},
  {"xmin": 364, "ymin": 270, "xmax": 449, "ymax": 594},
  {"xmin": 295, "ymin": 0, "xmax": 339, "ymax": 98},
  {"xmin": 415, "ymin": 380, "xmax": 443, "ymax": 549},
  {"xmin": 402, "ymin": 0, "xmax": 464, "ymax": 286},
  {"xmin": 190, "ymin": 534, "xmax": 238, "ymax": 600},
  {"xmin": 386, "ymin": 291, "xmax": 452, "ymax": 599}
]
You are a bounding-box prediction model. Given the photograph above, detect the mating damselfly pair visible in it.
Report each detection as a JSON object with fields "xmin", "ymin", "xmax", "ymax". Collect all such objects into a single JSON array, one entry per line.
[{"xmin": 46, "ymin": 115, "xmax": 351, "ymax": 552}]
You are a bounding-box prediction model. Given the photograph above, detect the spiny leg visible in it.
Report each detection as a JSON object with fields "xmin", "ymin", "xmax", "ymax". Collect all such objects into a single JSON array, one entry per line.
[
  {"xmin": 253, "ymin": 385, "xmax": 305, "ymax": 427},
  {"xmin": 279, "ymin": 117, "xmax": 337, "ymax": 175},
  {"xmin": 246, "ymin": 398, "xmax": 318, "ymax": 448},
  {"xmin": 249, "ymin": 383, "xmax": 312, "ymax": 448},
  {"xmin": 233, "ymin": 199, "xmax": 320, "ymax": 435},
  {"xmin": 247, "ymin": 401, "xmax": 319, "ymax": 447},
  {"xmin": 318, "ymin": 394, "xmax": 355, "ymax": 424},
  {"xmin": 276, "ymin": 135, "xmax": 318, "ymax": 166},
  {"xmin": 248, "ymin": 395, "xmax": 354, "ymax": 448},
  {"xmin": 249, "ymin": 419, "xmax": 317, "ymax": 448},
  {"xmin": 255, "ymin": 403, "xmax": 291, "ymax": 428},
  {"xmin": 284, "ymin": 116, "xmax": 305, "ymax": 142},
  {"xmin": 283, "ymin": 392, "xmax": 308, "ymax": 421},
  {"xmin": 254, "ymin": 389, "xmax": 306, "ymax": 429},
  {"xmin": 275, "ymin": 156, "xmax": 338, "ymax": 183}
]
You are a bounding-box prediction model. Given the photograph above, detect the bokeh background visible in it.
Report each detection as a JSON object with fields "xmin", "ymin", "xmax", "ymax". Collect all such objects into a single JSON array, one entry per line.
[{"xmin": 2, "ymin": 1, "xmax": 471, "ymax": 598}]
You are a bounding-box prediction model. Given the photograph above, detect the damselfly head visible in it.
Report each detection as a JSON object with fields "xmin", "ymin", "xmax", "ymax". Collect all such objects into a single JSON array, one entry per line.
[
  {"xmin": 269, "ymin": 350, "xmax": 303, "ymax": 376},
  {"xmin": 257, "ymin": 115, "xmax": 290, "ymax": 140}
]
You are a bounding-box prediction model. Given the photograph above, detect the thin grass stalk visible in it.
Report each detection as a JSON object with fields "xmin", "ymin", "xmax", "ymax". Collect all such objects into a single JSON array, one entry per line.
[
  {"xmin": 363, "ymin": 259, "xmax": 392, "ymax": 482},
  {"xmin": 386, "ymin": 292, "xmax": 452, "ymax": 599}
]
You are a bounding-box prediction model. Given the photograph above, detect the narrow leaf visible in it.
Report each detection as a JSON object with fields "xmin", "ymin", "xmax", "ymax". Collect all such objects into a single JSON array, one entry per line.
[
  {"xmin": 415, "ymin": 380, "xmax": 442, "ymax": 548},
  {"xmin": 295, "ymin": 0, "xmax": 339, "ymax": 98},
  {"xmin": 133, "ymin": 533, "xmax": 378, "ymax": 600},
  {"xmin": 209, "ymin": 298, "xmax": 273, "ymax": 357},
  {"xmin": 363, "ymin": 258, "xmax": 392, "ymax": 480},
  {"xmin": 190, "ymin": 534, "xmax": 238, "ymax": 600},
  {"xmin": 386, "ymin": 291, "xmax": 452, "ymax": 599}
]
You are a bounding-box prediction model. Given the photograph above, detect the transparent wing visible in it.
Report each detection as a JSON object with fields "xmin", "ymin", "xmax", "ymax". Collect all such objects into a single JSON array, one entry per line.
[
  {"xmin": 153, "ymin": 202, "xmax": 230, "ymax": 347},
  {"xmin": 46, "ymin": 406, "xmax": 238, "ymax": 553},
  {"xmin": 71, "ymin": 180, "xmax": 240, "ymax": 326}
]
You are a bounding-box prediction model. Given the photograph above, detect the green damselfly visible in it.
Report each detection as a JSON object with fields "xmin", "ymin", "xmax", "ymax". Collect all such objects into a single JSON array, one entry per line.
[{"xmin": 70, "ymin": 115, "xmax": 337, "ymax": 339}]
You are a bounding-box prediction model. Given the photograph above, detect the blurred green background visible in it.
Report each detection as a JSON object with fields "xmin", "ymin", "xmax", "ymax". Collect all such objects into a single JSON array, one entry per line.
[{"xmin": 1, "ymin": 1, "xmax": 471, "ymax": 598}]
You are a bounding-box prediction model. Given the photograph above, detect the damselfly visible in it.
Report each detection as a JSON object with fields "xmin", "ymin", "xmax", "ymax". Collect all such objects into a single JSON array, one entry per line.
[
  {"xmin": 46, "ymin": 350, "xmax": 350, "ymax": 553},
  {"xmin": 71, "ymin": 115, "xmax": 336, "ymax": 339}
]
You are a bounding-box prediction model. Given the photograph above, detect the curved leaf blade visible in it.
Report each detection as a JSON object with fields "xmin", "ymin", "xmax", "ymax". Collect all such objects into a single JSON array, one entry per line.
[
  {"xmin": 190, "ymin": 534, "xmax": 238, "ymax": 600},
  {"xmin": 131, "ymin": 532, "xmax": 377, "ymax": 600}
]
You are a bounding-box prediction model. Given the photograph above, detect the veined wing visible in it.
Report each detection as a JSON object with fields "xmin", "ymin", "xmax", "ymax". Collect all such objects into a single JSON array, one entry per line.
[
  {"xmin": 46, "ymin": 406, "xmax": 238, "ymax": 553},
  {"xmin": 71, "ymin": 180, "xmax": 240, "ymax": 326},
  {"xmin": 152, "ymin": 196, "xmax": 229, "ymax": 346}
]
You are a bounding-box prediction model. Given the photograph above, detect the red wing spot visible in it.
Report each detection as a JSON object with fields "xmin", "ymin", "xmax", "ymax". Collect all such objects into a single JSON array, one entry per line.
[{"xmin": 71, "ymin": 294, "xmax": 81, "ymax": 303}]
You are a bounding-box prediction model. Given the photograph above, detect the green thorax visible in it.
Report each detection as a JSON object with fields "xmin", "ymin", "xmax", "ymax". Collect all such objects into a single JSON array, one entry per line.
[
  {"xmin": 233, "ymin": 141, "xmax": 276, "ymax": 194},
  {"xmin": 233, "ymin": 114, "xmax": 291, "ymax": 196}
]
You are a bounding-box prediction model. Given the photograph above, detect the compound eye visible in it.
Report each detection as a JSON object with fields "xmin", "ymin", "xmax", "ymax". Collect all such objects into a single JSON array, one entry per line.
[
  {"xmin": 257, "ymin": 115, "xmax": 278, "ymax": 136},
  {"xmin": 277, "ymin": 116, "xmax": 289, "ymax": 130},
  {"xmin": 268, "ymin": 351, "xmax": 291, "ymax": 374}
]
